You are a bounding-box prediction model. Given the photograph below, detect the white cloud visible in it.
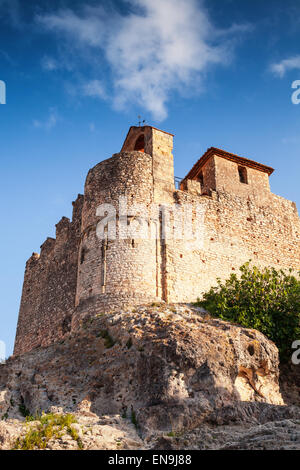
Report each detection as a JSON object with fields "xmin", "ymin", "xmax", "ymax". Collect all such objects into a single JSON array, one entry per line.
[
  {"xmin": 33, "ymin": 108, "xmax": 59, "ymax": 130},
  {"xmin": 270, "ymin": 56, "xmax": 300, "ymax": 77},
  {"xmin": 41, "ymin": 56, "xmax": 59, "ymax": 71},
  {"xmin": 83, "ymin": 80, "xmax": 106, "ymax": 99},
  {"xmin": 38, "ymin": 6, "xmax": 107, "ymax": 47},
  {"xmin": 37, "ymin": 0, "xmax": 250, "ymax": 121}
]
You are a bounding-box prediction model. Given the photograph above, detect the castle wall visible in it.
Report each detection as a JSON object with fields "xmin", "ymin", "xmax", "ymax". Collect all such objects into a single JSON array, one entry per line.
[
  {"xmin": 73, "ymin": 151, "xmax": 160, "ymax": 328},
  {"xmin": 199, "ymin": 156, "xmax": 216, "ymax": 194},
  {"xmin": 165, "ymin": 189, "xmax": 300, "ymax": 303},
  {"xmin": 214, "ymin": 155, "xmax": 271, "ymax": 196},
  {"xmin": 152, "ymin": 128, "xmax": 174, "ymax": 203},
  {"xmin": 14, "ymin": 195, "xmax": 83, "ymax": 356},
  {"xmin": 121, "ymin": 126, "xmax": 175, "ymax": 203},
  {"xmin": 181, "ymin": 157, "xmax": 216, "ymax": 195}
]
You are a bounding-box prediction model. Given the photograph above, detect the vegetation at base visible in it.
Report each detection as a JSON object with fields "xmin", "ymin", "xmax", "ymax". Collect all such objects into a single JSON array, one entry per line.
[
  {"xmin": 18, "ymin": 401, "xmax": 31, "ymax": 418},
  {"xmin": 130, "ymin": 407, "xmax": 138, "ymax": 429},
  {"xmin": 166, "ymin": 430, "xmax": 184, "ymax": 438},
  {"xmin": 13, "ymin": 413, "xmax": 84, "ymax": 450},
  {"xmin": 195, "ymin": 262, "xmax": 300, "ymax": 361},
  {"xmin": 121, "ymin": 407, "xmax": 127, "ymax": 419},
  {"xmin": 97, "ymin": 329, "xmax": 115, "ymax": 348}
]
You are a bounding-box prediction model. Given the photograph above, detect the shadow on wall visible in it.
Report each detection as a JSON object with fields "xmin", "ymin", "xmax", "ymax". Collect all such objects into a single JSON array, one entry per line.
[
  {"xmin": 1, "ymin": 324, "xmax": 297, "ymax": 438},
  {"xmin": 279, "ymin": 363, "xmax": 300, "ymax": 406},
  {"xmin": 134, "ymin": 134, "xmax": 145, "ymax": 153}
]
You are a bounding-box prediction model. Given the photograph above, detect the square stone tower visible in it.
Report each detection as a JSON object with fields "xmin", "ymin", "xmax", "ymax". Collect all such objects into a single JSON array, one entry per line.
[
  {"xmin": 181, "ymin": 147, "xmax": 274, "ymax": 199},
  {"xmin": 121, "ymin": 126, "xmax": 175, "ymax": 203}
]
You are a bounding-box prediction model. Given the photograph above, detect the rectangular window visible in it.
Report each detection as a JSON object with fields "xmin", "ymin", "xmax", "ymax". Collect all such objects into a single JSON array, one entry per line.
[
  {"xmin": 197, "ymin": 171, "xmax": 204, "ymax": 186},
  {"xmin": 80, "ymin": 248, "xmax": 86, "ymax": 264},
  {"xmin": 238, "ymin": 166, "xmax": 248, "ymax": 184}
]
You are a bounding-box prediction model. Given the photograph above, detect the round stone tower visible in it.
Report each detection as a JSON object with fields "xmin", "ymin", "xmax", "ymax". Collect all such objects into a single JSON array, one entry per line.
[{"xmin": 72, "ymin": 126, "xmax": 174, "ymax": 327}]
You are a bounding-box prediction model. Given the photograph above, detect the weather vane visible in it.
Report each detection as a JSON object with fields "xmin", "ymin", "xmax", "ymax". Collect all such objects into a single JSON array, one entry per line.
[{"xmin": 138, "ymin": 115, "xmax": 145, "ymax": 127}]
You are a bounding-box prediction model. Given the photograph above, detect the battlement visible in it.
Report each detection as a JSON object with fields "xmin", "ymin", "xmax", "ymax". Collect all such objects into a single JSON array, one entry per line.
[
  {"xmin": 13, "ymin": 126, "xmax": 300, "ymax": 355},
  {"xmin": 14, "ymin": 194, "xmax": 84, "ymax": 356}
]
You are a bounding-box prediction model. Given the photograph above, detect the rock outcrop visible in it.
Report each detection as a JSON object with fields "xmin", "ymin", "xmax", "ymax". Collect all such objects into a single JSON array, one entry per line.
[{"xmin": 0, "ymin": 304, "xmax": 299, "ymax": 450}]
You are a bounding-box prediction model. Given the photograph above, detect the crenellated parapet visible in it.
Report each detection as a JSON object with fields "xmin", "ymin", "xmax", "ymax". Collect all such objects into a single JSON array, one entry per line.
[
  {"xmin": 40, "ymin": 237, "xmax": 56, "ymax": 259},
  {"xmin": 14, "ymin": 195, "xmax": 84, "ymax": 356}
]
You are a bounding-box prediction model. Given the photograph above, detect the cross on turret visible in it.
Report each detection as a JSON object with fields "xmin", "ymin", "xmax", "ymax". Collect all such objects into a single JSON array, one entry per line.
[{"xmin": 137, "ymin": 115, "xmax": 145, "ymax": 127}]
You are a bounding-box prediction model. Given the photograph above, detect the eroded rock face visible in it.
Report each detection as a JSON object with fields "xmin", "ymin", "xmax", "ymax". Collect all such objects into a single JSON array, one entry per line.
[{"xmin": 0, "ymin": 304, "xmax": 299, "ymax": 449}]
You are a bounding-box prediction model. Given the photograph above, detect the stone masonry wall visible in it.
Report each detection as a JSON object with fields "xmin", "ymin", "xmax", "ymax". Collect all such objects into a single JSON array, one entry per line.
[
  {"xmin": 14, "ymin": 195, "xmax": 83, "ymax": 356},
  {"xmin": 121, "ymin": 126, "xmax": 175, "ymax": 203},
  {"xmin": 73, "ymin": 151, "xmax": 160, "ymax": 328},
  {"xmin": 165, "ymin": 188, "xmax": 300, "ymax": 303},
  {"xmin": 152, "ymin": 128, "xmax": 174, "ymax": 203},
  {"xmin": 214, "ymin": 155, "xmax": 271, "ymax": 196}
]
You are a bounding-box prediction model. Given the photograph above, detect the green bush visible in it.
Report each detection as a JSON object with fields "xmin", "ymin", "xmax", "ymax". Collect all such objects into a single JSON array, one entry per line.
[
  {"xmin": 18, "ymin": 402, "xmax": 31, "ymax": 418},
  {"xmin": 195, "ymin": 262, "xmax": 300, "ymax": 361},
  {"xmin": 13, "ymin": 413, "xmax": 83, "ymax": 450},
  {"xmin": 97, "ymin": 329, "xmax": 115, "ymax": 348}
]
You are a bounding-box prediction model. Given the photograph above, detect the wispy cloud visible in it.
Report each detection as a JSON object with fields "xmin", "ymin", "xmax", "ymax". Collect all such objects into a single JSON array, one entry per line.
[
  {"xmin": 270, "ymin": 55, "xmax": 300, "ymax": 77},
  {"xmin": 36, "ymin": 0, "xmax": 251, "ymax": 121},
  {"xmin": 82, "ymin": 80, "xmax": 106, "ymax": 99},
  {"xmin": 0, "ymin": 49, "xmax": 16, "ymax": 67},
  {"xmin": 33, "ymin": 108, "xmax": 59, "ymax": 130},
  {"xmin": 41, "ymin": 56, "xmax": 59, "ymax": 71}
]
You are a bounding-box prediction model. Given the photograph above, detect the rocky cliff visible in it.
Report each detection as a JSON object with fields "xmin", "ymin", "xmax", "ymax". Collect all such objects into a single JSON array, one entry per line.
[{"xmin": 0, "ymin": 304, "xmax": 299, "ymax": 450}]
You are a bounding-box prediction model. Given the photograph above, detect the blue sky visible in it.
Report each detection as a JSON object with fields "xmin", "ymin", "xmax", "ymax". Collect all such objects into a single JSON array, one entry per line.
[{"xmin": 1, "ymin": 0, "xmax": 300, "ymax": 356}]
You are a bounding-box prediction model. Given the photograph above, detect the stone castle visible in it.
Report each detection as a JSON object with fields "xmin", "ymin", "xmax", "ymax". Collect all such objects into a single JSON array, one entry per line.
[{"xmin": 14, "ymin": 126, "xmax": 300, "ymax": 356}]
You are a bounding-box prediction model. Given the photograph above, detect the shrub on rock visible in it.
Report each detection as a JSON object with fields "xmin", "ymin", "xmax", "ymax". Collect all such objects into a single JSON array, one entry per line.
[{"xmin": 196, "ymin": 262, "xmax": 300, "ymax": 361}]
